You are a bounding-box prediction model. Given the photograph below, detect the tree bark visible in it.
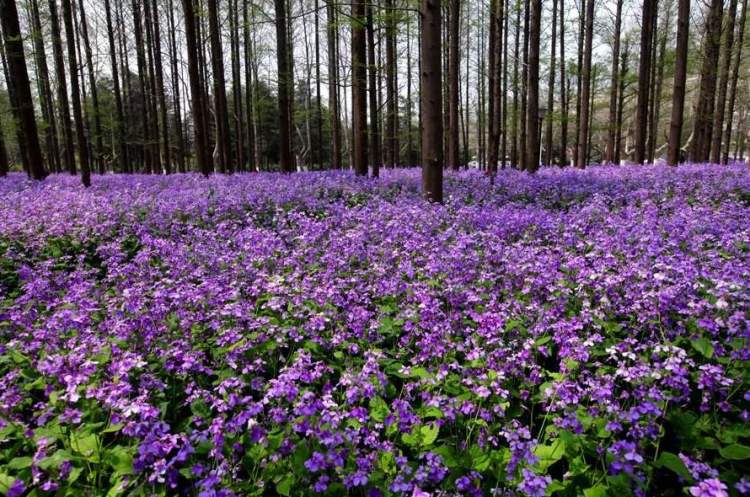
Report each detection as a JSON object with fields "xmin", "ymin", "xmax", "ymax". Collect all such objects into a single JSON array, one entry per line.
[
  {"xmin": 421, "ymin": 0, "xmax": 443, "ymax": 201},
  {"xmin": 104, "ymin": 0, "xmax": 128, "ymax": 172},
  {"xmin": 385, "ymin": 0, "xmax": 398, "ymax": 168},
  {"xmin": 605, "ymin": 0, "xmax": 623, "ymax": 163},
  {"xmin": 229, "ymin": 0, "xmax": 244, "ymax": 171},
  {"xmin": 615, "ymin": 40, "xmax": 629, "ymax": 164},
  {"xmin": 243, "ymin": 0, "xmax": 257, "ymax": 170},
  {"xmin": 710, "ymin": 0, "xmax": 738, "ymax": 163},
  {"xmin": 76, "ymin": 0, "xmax": 103, "ymax": 173},
  {"xmin": 182, "ymin": 0, "xmax": 211, "ymax": 174},
  {"xmin": 667, "ymin": 0, "xmax": 689, "ymax": 166},
  {"xmin": 167, "ymin": 0, "xmax": 186, "ymax": 172},
  {"xmin": 544, "ymin": 0, "xmax": 557, "ymax": 166},
  {"xmin": 367, "ymin": 3, "xmax": 381, "ymax": 176},
  {"xmin": 275, "ymin": 0, "xmax": 294, "ymax": 172},
  {"xmin": 150, "ymin": 0, "xmax": 171, "ymax": 173},
  {"xmin": 690, "ymin": 0, "xmax": 723, "ymax": 162},
  {"xmin": 723, "ymin": 0, "xmax": 747, "ymax": 163},
  {"xmin": 0, "ymin": 0, "xmax": 46, "ymax": 179},
  {"xmin": 61, "ymin": 0, "xmax": 89, "ymax": 185},
  {"xmin": 48, "ymin": 0, "xmax": 76, "ymax": 174},
  {"xmin": 510, "ymin": 1, "xmax": 521, "ymax": 168},
  {"xmin": 524, "ymin": 0, "xmax": 541, "ymax": 172},
  {"xmin": 635, "ymin": 0, "xmax": 657, "ymax": 164},
  {"xmin": 448, "ymin": 0, "xmax": 462, "ymax": 171},
  {"xmin": 207, "ymin": 0, "xmax": 232, "ymax": 173},
  {"xmin": 352, "ymin": 0, "xmax": 368, "ymax": 176},
  {"xmin": 559, "ymin": 0, "xmax": 567, "ymax": 166},
  {"xmin": 575, "ymin": 0, "xmax": 594, "ymax": 168}
]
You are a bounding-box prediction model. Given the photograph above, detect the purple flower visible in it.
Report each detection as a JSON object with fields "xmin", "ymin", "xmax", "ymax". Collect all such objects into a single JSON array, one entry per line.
[
  {"xmin": 517, "ymin": 469, "xmax": 552, "ymax": 497},
  {"xmin": 689, "ymin": 479, "xmax": 728, "ymax": 497},
  {"xmin": 7, "ymin": 479, "xmax": 25, "ymax": 497}
]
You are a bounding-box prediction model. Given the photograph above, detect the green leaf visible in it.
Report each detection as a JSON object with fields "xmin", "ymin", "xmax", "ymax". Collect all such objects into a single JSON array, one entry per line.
[
  {"xmin": 719, "ymin": 443, "xmax": 750, "ymax": 460},
  {"xmin": 276, "ymin": 475, "xmax": 294, "ymax": 496},
  {"xmin": 534, "ymin": 439, "xmax": 566, "ymax": 471},
  {"xmin": 534, "ymin": 336, "xmax": 552, "ymax": 347},
  {"xmin": 6, "ymin": 457, "xmax": 32, "ymax": 470},
  {"xmin": 420, "ymin": 423, "xmax": 439, "ymax": 446},
  {"xmin": 370, "ymin": 396, "xmax": 389, "ymax": 423},
  {"xmin": 107, "ymin": 446, "xmax": 134, "ymax": 476},
  {"xmin": 70, "ymin": 431, "xmax": 100, "ymax": 461},
  {"xmin": 583, "ymin": 484, "xmax": 608, "ymax": 497},
  {"xmin": 654, "ymin": 452, "xmax": 691, "ymax": 479},
  {"xmin": 691, "ymin": 338, "xmax": 714, "ymax": 359}
]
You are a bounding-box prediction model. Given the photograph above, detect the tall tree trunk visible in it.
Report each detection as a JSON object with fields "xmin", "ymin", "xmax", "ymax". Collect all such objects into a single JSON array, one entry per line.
[
  {"xmin": 519, "ymin": 1, "xmax": 529, "ymax": 168},
  {"xmin": 0, "ymin": 0, "xmax": 46, "ymax": 179},
  {"xmin": 325, "ymin": 0, "xmax": 341, "ymax": 168},
  {"xmin": 385, "ymin": 0, "xmax": 398, "ymax": 168},
  {"xmin": 243, "ymin": 0, "xmax": 257, "ymax": 170},
  {"xmin": 650, "ymin": 4, "xmax": 669, "ymax": 163},
  {"xmin": 573, "ymin": 1, "xmax": 584, "ymax": 166},
  {"xmin": 559, "ymin": 0, "xmax": 567, "ymax": 166},
  {"xmin": 605, "ymin": 0, "xmax": 623, "ymax": 163},
  {"xmin": 29, "ymin": 0, "xmax": 60, "ymax": 173},
  {"xmin": 367, "ymin": 3, "xmax": 381, "ymax": 176},
  {"xmin": 646, "ymin": 9, "xmax": 659, "ymax": 163},
  {"xmin": 500, "ymin": 0, "xmax": 509, "ymax": 168},
  {"xmin": 104, "ymin": 0, "xmax": 128, "ymax": 172},
  {"xmin": 167, "ymin": 0, "xmax": 186, "ymax": 172},
  {"xmin": 406, "ymin": 14, "xmax": 414, "ymax": 165},
  {"xmin": 710, "ymin": 0, "xmax": 738, "ymax": 163},
  {"xmin": 615, "ymin": 40, "xmax": 629, "ymax": 164},
  {"xmin": 76, "ymin": 0, "xmax": 103, "ymax": 173},
  {"xmin": 182, "ymin": 0, "xmax": 211, "ymax": 174},
  {"xmin": 510, "ymin": 1, "xmax": 521, "ymax": 168},
  {"xmin": 448, "ymin": 0, "xmax": 462, "ymax": 171},
  {"xmin": 229, "ymin": 0, "xmax": 244, "ymax": 171},
  {"xmin": 0, "ymin": 38, "xmax": 30, "ymax": 173},
  {"xmin": 635, "ymin": 0, "xmax": 657, "ymax": 164},
  {"xmin": 668, "ymin": 0, "xmax": 689, "ymax": 166},
  {"xmin": 544, "ymin": 0, "xmax": 557, "ymax": 166},
  {"xmin": 421, "ymin": 0, "xmax": 443, "ymax": 200},
  {"xmin": 142, "ymin": 0, "xmax": 161, "ymax": 173},
  {"xmin": 690, "ymin": 0, "xmax": 723, "ymax": 162},
  {"xmin": 150, "ymin": 0, "xmax": 171, "ymax": 173},
  {"xmin": 61, "ymin": 0, "xmax": 89, "ymax": 185},
  {"xmin": 207, "ymin": 0, "xmax": 232, "ymax": 173},
  {"xmin": 48, "ymin": 0, "xmax": 75, "ymax": 174},
  {"xmin": 575, "ymin": 0, "xmax": 594, "ymax": 168},
  {"xmin": 0, "ymin": 108, "xmax": 7, "ymax": 175},
  {"xmin": 275, "ymin": 0, "xmax": 294, "ymax": 172},
  {"xmin": 723, "ymin": 0, "xmax": 747, "ymax": 163},
  {"xmin": 315, "ymin": 0, "xmax": 323, "ymax": 168},
  {"xmin": 524, "ymin": 0, "xmax": 541, "ymax": 172},
  {"xmin": 352, "ymin": 0, "xmax": 368, "ymax": 176},
  {"xmin": 132, "ymin": 0, "xmax": 152, "ymax": 171}
]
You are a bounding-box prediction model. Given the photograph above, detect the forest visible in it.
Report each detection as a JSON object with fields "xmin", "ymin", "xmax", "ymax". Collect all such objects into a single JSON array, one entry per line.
[{"xmin": 1, "ymin": 0, "xmax": 750, "ymax": 496}]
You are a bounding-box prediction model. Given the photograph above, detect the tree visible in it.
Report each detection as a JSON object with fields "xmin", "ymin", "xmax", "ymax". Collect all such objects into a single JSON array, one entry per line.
[
  {"xmin": 559, "ymin": 0, "xmax": 567, "ymax": 166},
  {"xmin": 325, "ymin": 0, "xmax": 341, "ymax": 169},
  {"xmin": 1, "ymin": 0, "xmax": 47, "ymax": 179},
  {"xmin": 104, "ymin": 0, "xmax": 127, "ymax": 172},
  {"xmin": 76, "ymin": 0, "xmax": 104, "ymax": 173},
  {"xmin": 275, "ymin": 0, "xmax": 294, "ymax": 172},
  {"xmin": 447, "ymin": 0, "xmax": 462, "ymax": 171},
  {"xmin": 690, "ymin": 0, "xmax": 723, "ymax": 162},
  {"xmin": 182, "ymin": 0, "xmax": 211, "ymax": 175},
  {"xmin": 575, "ymin": 0, "xmax": 594, "ymax": 169},
  {"xmin": 207, "ymin": 0, "xmax": 232, "ymax": 173},
  {"xmin": 723, "ymin": 0, "xmax": 748, "ymax": 163},
  {"xmin": 421, "ymin": 0, "xmax": 443, "ymax": 201},
  {"xmin": 60, "ymin": 0, "xmax": 89, "ymax": 185},
  {"xmin": 668, "ymin": 0, "xmax": 690, "ymax": 166},
  {"xmin": 710, "ymin": 0, "xmax": 738, "ymax": 163},
  {"xmin": 48, "ymin": 0, "xmax": 75, "ymax": 175},
  {"xmin": 150, "ymin": 0, "xmax": 171, "ymax": 173},
  {"xmin": 544, "ymin": 0, "xmax": 557, "ymax": 166},
  {"xmin": 524, "ymin": 0, "xmax": 541, "ymax": 172},
  {"xmin": 366, "ymin": 2, "xmax": 380, "ymax": 176},
  {"xmin": 384, "ymin": 0, "xmax": 398, "ymax": 168},
  {"xmin": 605, "ymin": 0, "xmax": 623, "ymax": 164},
  {"xmin": 352, "ymin": 0, "xmax": 368, "ymax": 176},
  {"xmin": 634, "ymin": 0, "xmax": 656, "ymax": 164}
]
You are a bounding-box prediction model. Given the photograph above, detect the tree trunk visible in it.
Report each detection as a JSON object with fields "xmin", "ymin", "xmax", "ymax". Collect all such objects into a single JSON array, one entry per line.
[
  {"xmin": 723, "ymin": 0, "xmax": 747, "ymax": 163},
  {"xmin": 48, "ymin": 0, "xmax": 76, "ymax": 174},
  {"xmin": 325, "ymin": 0, "xmax": 341, "ymax": 169},
  {"xmin": 385, "ymin": 0, "xmax": 399, "ymax": 168},
  {"xmin": 61, "ymin": 0, "xmax": 89, "ymax": 185},
  {"xmin": 0, "ymin": 109, "xmax": 7, "ymax": 175},
  {"xmin": 275, "ymin": 0, "xmax": 294, "ymax": 172},
  {"xmin": 650, "ymin": 4, "xmax": 669, "ymax": 163},
  {"xmin": 243, "ymin": 0, "xmax": 257, "ymax": 170},
  {"xmin": 605, "ymin": 0, "xmax": 623, "ymax": 163},
  {"xmin": 635, "ymin": 0, "xmax": 657, "ymax": 164},
  {"xmin": 519, "ymin": 1, "xmax": 529, "ymax": 168},
  {"xmin": 710, "ymin": 0, "xmax": 738, "ymax": 163},
  {"xmin": 646, "ymin": 9, "xmax": 659, "ymax": 163},
  {"xmin": 544, "ymin": 0, "xmax": 557, "ymax": 166},
  {"xmin": 150, "ymin": 0, "xmax": 171, "ymax": 173},
  {"xmin": 421, "ymin": 0, "xmax": 443, "ymax": 201},
  {"xmin": 524, "ymin": 0, "xmax": 541, "ymax": 172},
  {"xmin": 76, "ymin": 0, "xmax": 103, "ymax": 173},
  {"xmin": 406, "ymin": 14, "xmax": 414, "ymax": 165},
  {"xmin": 448, "ymin": 0, "xmax": 462, "ymax": 171},
  {"xmin": 559, "ymin": 0, "xmax": 567, "ymax": 166},
  {"xmin": 167, "ymin": 0, "xmax": 186, "ymax": 172},
  {"xmin": 510, "ymin": 1, "xmax": 521, "ymax": 168},
  {"xmin": 207, "ymin": 0, "xmax": 232, "ymax": 173},
  {"xmin": 352, "ymin": 0, "xmax": 368, "ymax": 176},
  {"xmin": 575, "ymin": 0, "xmax": 594, "ymax": 168},
  {"xmin": 667, "ymin": 0, "xmax": 689, "ymax": 166},
  {"xmin": 615, "ymin": 40, "xmax": 629, "ymax": 164},
  {"xmin": 573, "ymin": 1, "xmax": 584, "ymax": 166},
  {"xmin": 500, "ymin": 0, "xmax": 509, "ymax": 168},
  {"xmin": 229, "ymin": 0, "xmax": 244, "ymax": 171},
  {"xmin": 132, "ymin": 0, "xmax": 152, "ymax": 171},
  {"xmin": 690, "ymin": 0, "xmax": 723, "ymax": 162},
  {"xmin": 182, "ymin": 0, "xmax": 211, "ymax": 174},
  {"xmin": 315, "ymin": 0, "xmax": 323, "ymax": 168},
  {"xmin": 367, "ymin": 3, "xmax": 381, "ymax": 176},
  {"xmin": 0, "ymin": 0, "xmax": 46, "ymax": 179},
  {"xmin": 104, "ymin": 0, "xmax": 128, "ymax": 172},
  {"xmin": 29, "ymin": 0, "xmax": 60, "ymax": 173}
]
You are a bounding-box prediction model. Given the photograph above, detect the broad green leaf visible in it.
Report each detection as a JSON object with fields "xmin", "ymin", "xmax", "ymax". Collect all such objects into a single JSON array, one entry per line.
[
  {"xmin": 583, "ymin": 484, "xmax": 608, "ymax": 497},
  {"xmin": 420, "ymin": 423, "xmax": 439, "ymax": 446},
  {"xmin": 70, "ymin": 431, "xmax": 100, "ymax": 461},
  {"xmin": 534, "ymin": 439, "xmax": 566, "ymax": 471},
  {"xmin": 370, "ymin": 396, "xmax": 389, "ymax": 423},
  {"xmin": 6, "ymin": 457, "xmax": 32, "ymax": 470},
  {"xmin": 690, "ymin": 338, "xmax": 714, "ymax": 359},
  {"xmin": 276, "ymin": 475, "xmax": 294, "ymax": 496},
  {"xmin": 654, "ymin": 452, "xmax": 691, "ymax": 479},
  {"xmin": 719, "ymin": 443, "xmax": 750, "ymax": 460}
]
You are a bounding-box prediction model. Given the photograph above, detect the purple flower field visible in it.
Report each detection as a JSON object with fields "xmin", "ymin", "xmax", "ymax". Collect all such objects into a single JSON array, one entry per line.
[{"xmin": 0, "ymin": 165, "xmax": 749, "ymax": 497}]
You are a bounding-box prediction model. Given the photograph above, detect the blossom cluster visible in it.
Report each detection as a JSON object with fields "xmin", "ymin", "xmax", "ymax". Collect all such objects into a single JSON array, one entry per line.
[{"xmin": 0, "ymin": 165, "xmax": 748, "ymax": 496}]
